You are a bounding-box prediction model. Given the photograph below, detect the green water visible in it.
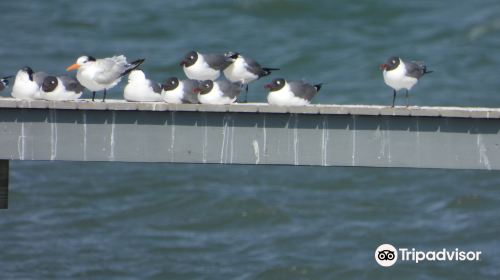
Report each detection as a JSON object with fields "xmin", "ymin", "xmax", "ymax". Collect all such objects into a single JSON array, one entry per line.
[{"xmin": 1, "ymin": 0, "xmax": 499, "ymax": 279}]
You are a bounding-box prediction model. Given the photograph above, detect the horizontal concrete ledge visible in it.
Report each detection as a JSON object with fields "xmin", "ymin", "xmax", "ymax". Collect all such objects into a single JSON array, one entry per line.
[
  {"xmin": 0, "ymin": 97, "xmax": 500, "ymax": 118},
  {"xmin": 0, "ymin": 97, "xmax": 499, "ymax": 170}
]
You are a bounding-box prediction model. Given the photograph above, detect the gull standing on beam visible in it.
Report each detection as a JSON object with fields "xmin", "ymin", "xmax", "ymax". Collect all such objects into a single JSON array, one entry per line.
[
  {"xmin": 380, "ymin": 56, "xmax": 432, "ymax": 107},
  {"xmin": 223, "ymin": 52, "xmax": 279, "ymax": 102},
  {"xmin": 66, "ymin": 55, "xmax": 144, "ymax": 102},
  {"xmin": 180, "ymin": 51, "xmax": 232, "ymax": 81}
]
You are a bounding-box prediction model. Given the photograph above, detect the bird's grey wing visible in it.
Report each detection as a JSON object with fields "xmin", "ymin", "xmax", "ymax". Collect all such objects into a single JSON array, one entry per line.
[
  {"xmin": 288, "ymin": 81, "xmax": 317, "ymax": 101},
  {"xmin": 181, "ymin": 80, "xmax": 200, "ymax": 103},
  {"xmin": 94, "ymin": 56, "xmax": 128, "ymax": 84},
  {"xmin": 243, "ymin": 57, "xmax": 264, "ymax": 75},
  {"xmin": 149, "ymin": 80, "xmax": 162, "ymax": 94},
  {"xmin": 204, "ymin": 54, "xmax": 232, "ymax": 70},
  {"xmin": 219, "ymin": 81, "xmax": 241, "ymax": 99},
  {"xmin": 405, "ymin": 61, "xmax": 427, "ymax": 79},
  {"xmin": 33, "ymin": 72, "xmax": 48, "ymax": 86},
  {"xmin": 60, "ymin": 75, "xmax": 85, "ymax": 93}
]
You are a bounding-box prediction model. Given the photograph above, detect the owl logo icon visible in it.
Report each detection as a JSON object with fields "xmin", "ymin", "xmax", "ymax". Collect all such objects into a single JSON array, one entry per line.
[{"xmin": 375, "ymin": 244, "xmax": 398, "ymax": 267}]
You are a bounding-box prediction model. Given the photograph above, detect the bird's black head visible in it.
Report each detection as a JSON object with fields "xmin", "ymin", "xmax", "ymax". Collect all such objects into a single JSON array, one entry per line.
[
  {"xmin": 265, "ymin": 78, "xmax": 286, "ymax": 92},
  {"xmin": 162, "ymin": 77, "xmax": 179, "ymax": 91},
  {"xmin": 180, "ymin": 51, "xmax": 198, "ymax": 67},
  {"xmin": 42, "ymin": 76, "xmax": 58, "ymax": 92},
  {"xmin": 22, "ymin": 66, "xmax": 34, "ymax": 81},
  {"xmin": 194, "ymin": 80, "xmax": 214, "ymax": 95},
  {"xmin": 381, "ymin": 56, "xmax": 400, "ymax": 71}
]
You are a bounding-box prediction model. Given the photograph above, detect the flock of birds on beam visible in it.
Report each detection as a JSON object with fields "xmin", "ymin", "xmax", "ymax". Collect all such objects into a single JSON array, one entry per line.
[{"xmin": 0, "ymin": 51, "xmax": 432, "ymax": 107}]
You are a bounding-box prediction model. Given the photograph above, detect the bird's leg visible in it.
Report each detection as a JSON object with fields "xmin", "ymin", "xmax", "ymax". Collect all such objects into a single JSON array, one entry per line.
[
  {"xmin": 392, "ymin": 90, "xmax": 397, "ymax": 107},
  {"xmin": 244, "ymin": 84, "xmax": 249, "ymax": 103},
  {"xmin": 92, "ymin": 92, "xmax": 96, "ymax": 102},
  {"xmin": 102, "ymin": 89, "xmax": 107, "ymax": 102},
  {"xmin": 405, "ymin": 90, "xmax": 410, "ymax": 107}
]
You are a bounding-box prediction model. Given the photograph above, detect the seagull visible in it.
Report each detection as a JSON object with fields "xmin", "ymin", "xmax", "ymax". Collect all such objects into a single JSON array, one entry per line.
[
  {"xmin": 380, "ymin": 56, "xmax": 432, "ymax": 107},
  {"xmin": 123, "ymin": 69, "xmax": 162, "ymax": 102},
  {"xmin": 66, "ymin": 55, "xmax": 145, "ymax": 102},
  {"xmin": 223, "ymin": 52, "xmax": 279, "ymax": 102},
  {"xmin": 11, "ymin": 67, "xmax": 48, "ymax": 100},
  {"xmin": 180, "ymin": 51, "xmax": 232, "ymax": 81},
  {"xmin": 40, "ymin": 75, "xmax": 84, "ymax": 101},
  {"xmin": 195, "ymin": 80, "xmax": 241, "ymax": 105},
  {"xmin": 161, "ymin": 77, "xmax": 200, "ymax": 104},
  {"xmin": 265, "ymin": 78, "xmax": 322, "ymax": 106},
  {"xmin": 0, "ymin": 76, "xmax": 13, "ymax": 92}
]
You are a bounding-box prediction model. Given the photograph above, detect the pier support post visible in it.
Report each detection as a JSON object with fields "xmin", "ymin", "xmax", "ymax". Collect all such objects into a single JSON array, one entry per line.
[{"xmin": 0, "ymin": 160, "xmax": 9, "ymax": 209}]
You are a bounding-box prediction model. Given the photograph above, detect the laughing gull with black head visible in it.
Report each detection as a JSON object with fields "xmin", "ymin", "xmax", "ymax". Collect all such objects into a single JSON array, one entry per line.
[
  {"xmin": 380, "ymin": 56, "xmax": 432, "ymax": 107},
  {"xmin": 180, "ymin": 51, "xmax": 232, "ymax": 81},
  {"xmin": 161, "ymin": 77, "xmax": 200, "ymax": 104},
  {"xmin": 123, "ymin": 69, "xmax": 162, "ymax": 102},
  {"xmin": 66, "ymin": 55, "xmax": 145, "ymax": 102},
  {"xmin": 40, "ymin": 75, "xmax": 84, "ymax": 101},
  {"xmin": 195, "ymin": 80, "xmax": 241, "ymax": 105},
  {"xmin": 265, "ymin": 78, "xmax": 322, "ymax": 106},
  {"xmin": 11, "ymin": 67, "xmax": 48, "ymax": 100},
  {"xmin": 223, "ymin": 52, "xmax": 279, "ymax": 102},
  {"xmin": 0, "ymin": 75, "xmax": 13, "ymax": 92}
]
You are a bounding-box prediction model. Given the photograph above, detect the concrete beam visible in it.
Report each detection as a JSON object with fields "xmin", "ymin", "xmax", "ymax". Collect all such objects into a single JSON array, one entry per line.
[{"xmin": 0, "ymin": 98, "xmax": 499, "ymax": 170}]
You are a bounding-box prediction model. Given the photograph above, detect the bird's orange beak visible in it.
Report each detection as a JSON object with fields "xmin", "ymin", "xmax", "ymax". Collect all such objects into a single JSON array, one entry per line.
[
  {"xmin": 380, "ymin": 64, "xmax": 388, "ymax": 70},
  {"xmin": 66, "ymin": 63, "xmax": 80, "ymax": 71}
]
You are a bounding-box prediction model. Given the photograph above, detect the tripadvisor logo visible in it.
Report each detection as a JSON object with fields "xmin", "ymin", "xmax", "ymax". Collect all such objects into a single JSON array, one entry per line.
[
  {"xmin": 375, "ymin": 244, "xmax": 398, "ymax": 267},
  {"xmin": 375, "ymin": 244, "xmax": 482, "ymax": 267}
]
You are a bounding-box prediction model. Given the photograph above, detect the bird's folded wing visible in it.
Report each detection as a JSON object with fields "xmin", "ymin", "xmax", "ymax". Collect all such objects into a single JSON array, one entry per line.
[
  {"xmin": 60, "ymin": 76, "xmax": 85, "ymax": 93},
  {"xmin": 289, "ymin": 81, "xmax": 317, "ymax": 101},
  {"xmin": 204, "ymin": 54, "xmax": 232, "ymax": 70},
  {"xmin": 94, "ymin": 56, "xmax": 128, "ymax": 84},
  {"xmin": 406, "ymin": 61, "xmax": 426, "ymax": 79}
]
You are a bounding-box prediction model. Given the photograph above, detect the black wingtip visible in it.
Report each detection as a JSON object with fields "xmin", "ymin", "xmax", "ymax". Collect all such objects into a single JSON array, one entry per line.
[
  {"xmin": 314, "ymin": 83, "xmax": 323, "ymax": 92},
  {"xmin": 130, "ymin": 58, "xmax": 145, "ymax": 68},
  {"xmin": 261, "ymin": 67, "xmax": 280, "ymax": 77},
  {"xmin": 121, "ymin": 59, "xmax": 145, "ymax": 77},
  {"xmin": 424, "ymin": 69, "xmax": 434, "ymax": 74}
]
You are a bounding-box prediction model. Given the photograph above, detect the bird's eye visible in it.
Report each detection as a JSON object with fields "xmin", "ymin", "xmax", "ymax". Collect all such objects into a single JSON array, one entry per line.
[
  {"xmin": 392, "ymin": 60, "xmax": 396, "ymax": 64},
  {"xmin": 190, "ymin": 56, "xmax": 194, "ymax": 59},
  {"xmin": 276, "ymin": 81, "xmax": 281, "ymax": 84},
  {"xmin": 171, "ymin": 81, "xmax": 175, "ymax": 84}
]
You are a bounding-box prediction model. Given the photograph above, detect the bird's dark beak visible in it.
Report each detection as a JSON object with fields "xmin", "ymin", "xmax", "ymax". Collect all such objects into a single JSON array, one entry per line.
[
  {"xmin": 264, "ymin": 84, "xmax": 272, "ymax": 89},
  {"xmin": 193, "ymin": 87, "xmax": 200, "ymax": 93},
  {"xmin": 2, "ymin": 75, "xmax": 13, "ymax": 79},
  {"xmin": 380, "ymin": 64, "xmax": 388, "ymax": 70}
]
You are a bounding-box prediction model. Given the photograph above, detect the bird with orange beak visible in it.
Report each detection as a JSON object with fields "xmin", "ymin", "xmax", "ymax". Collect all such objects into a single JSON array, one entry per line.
[{"xmin": 66, "ymin": 55, "xmax": 144, "ymax": 101}]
